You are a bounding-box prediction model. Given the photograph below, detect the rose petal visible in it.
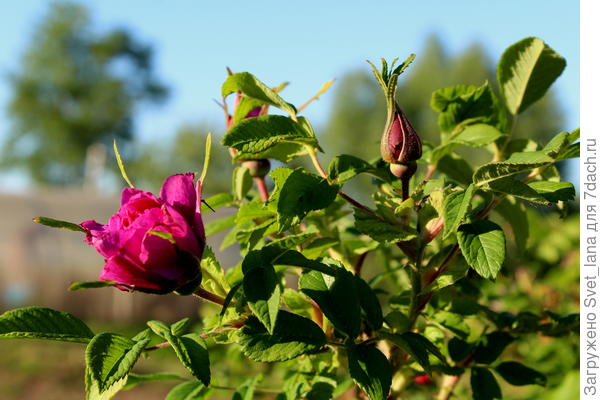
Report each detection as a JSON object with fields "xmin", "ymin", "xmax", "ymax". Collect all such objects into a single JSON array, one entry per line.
[
  {"xmin": 160, "ymin": 173, "xmax": 196, "ymax": 222},
  {"xmin": 100, "ymin": 254, "xmax": 177, "ymax": 293}
]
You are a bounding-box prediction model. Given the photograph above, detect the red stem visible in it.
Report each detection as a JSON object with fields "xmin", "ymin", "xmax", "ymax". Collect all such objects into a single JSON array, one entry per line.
[
  {"xmin": 193, "ymin": 287, "xmax": 226, "ymax": 306},
  {"xmin": 254, "ymin": 176, "xmax": 269, "ymax": 202}
]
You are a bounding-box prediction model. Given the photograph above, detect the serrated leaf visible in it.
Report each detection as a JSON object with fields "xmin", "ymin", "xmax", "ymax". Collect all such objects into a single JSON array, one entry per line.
[
  {"xmin": 430, "ymin": 83, "xmax": 499, "ymax": 134},
  {"xmin": 495, "ymin": 362, "xmax": 547, "ymax": 386},
  {"xmin": 238, "ymin": 311, "xmax": 327, "ymax": 362},
  {"xmin": 171, "ymin": 318, "xmax": 191, "ymax": 336},
  {"xmin": 33, "ymin": 216, "xmax": 85, "ymax": 232},
  {"xmin": 168, "ymin": 334, "xmax": 211, "ymax": 386},
  {"xmin": 528, "ymin": 181, "xmax": 575, "ymax": 202},
  {"xmin": 355, "ymin": 276, "xmax": 383, "ymax": 330},
  {"xmin": 222, "ymin": 72, "xmax": 296, "ymax": 117},
  {"xmin": 232, "ymin": 376, "xmax": 261, "ymax": 400},
  {"xmin": 472, "ymin": 331, "xmax": 514, "ymax": 364},
  {"xmin": 147, "ymin": 321, "xmax": 211, "ymax": 386},
  {"xmin": 353, "ymin": 208, "xmax": 417, "ymax": 243},
  {"xmin": 200, "ymin": 247, "xmax": 230, "ymax": 298},
  {"xmin": 165, "ymin": 381, "xmax": 209, "ymax": 400},
  {"xmin": 222, "ymin": 116, "xmax": 318, "ymax": 162},
  {"xmin": 448, "ymin": 337, "xmax": 472, "ymax": 363},
  {"xmin": 443, "ymin": 185, "xmax": 474, "ymax": 238},
  {"xmin": 0, "ymin": 306, "xmax": 94, "ymax": 343},
  {"xmin": 432, "ymin": 311, "xmax": 471, "ymax": 339},
  {"xmin": 347, "ymin": 345, "xmax": 392, "ymax": 400},
  {"xmin": 470, "ymin": 368, "xmax": 502, "ymax": 400},
  {"xmin": 243, "ymin": 261, "xmax": 281, "ymax": 334},
  {"xmin": 381, "ymin": 332, "xmax": 445, "ymax": 375},
  {"xmin": 204, "ymin": 215, "xmax": 236, "ymax": 237},
  {"xmin": 450, "ymin": 124, "xmax": 505, "ymax": 147},
  {"xmin": 299, "ymin": 270, "xmax": 361, "ymax": 338},
  {"xmin": 85, "ymin": 333, "xmax": 149, "ymax": 396},
  {"xmin": 497, "ymin": 37, "xmax": 566, "ymax": 114},
  {"xmin": 327, "ymin": 155, "xmax": 374, "ymax": 184},
  {"xmin": 270, "ymin": 168, "xmax": 339, "ymax": 232},
  {"xmin": 473, "ymin": 151, "xmax": 553, "ymax": 186},
  {"xmin": 485, "ymin": 177, "xmax": 551, "ymax": 205},
  {"xmin": 457, "ymin": 220, "xmax": 505, "ymax": 279}
]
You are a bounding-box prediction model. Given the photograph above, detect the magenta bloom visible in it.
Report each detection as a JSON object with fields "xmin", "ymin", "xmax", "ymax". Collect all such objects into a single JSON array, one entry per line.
[{"xmin": 81, "ymin": 173, "xmax": 205, "ymax": 294}]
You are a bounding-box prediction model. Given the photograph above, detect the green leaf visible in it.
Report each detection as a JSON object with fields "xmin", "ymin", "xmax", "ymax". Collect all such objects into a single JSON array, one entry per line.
[
  {"xmin": 449, "ymin": 124, "xmax": 505, "ymax": 147},
  {"xmin": 0, "ymin": 306, "xmax": 94, "ymax": 343},
  {"xmin": 473, "ymin": 151, "xmax": 553, "ymax": 186},
  {"xmin": 171, "ymin": 318, "xmax": 191, "ymax": 336},
  {"xmin": 222, "ymin": 72, "xmax": 296, "ymax": 117},
  {"xmin": 448, "ymin": 337, "xmax": 472, "ymax": 363},
  {"xmin": 199, "ymin": 133, "xmax": 211, "ymax": 186},
  {"xmin": 168, "ymin": 334, "xmax": 211, "ymax": 386},
  {"xmin": 443, "ymin": 185, "xmax": 474, "ymax": 238},
  {"xmin": 495, "ymin": 362, "xmax": 547, "ymax": 386},
  {"xmin": 472, "ymin": 331, "xmax": 514, "ymax": 364},
  {"xmin": 457, "ymin": 220, "xmax": 506, "ymax": 279},
  {"xmin": 85, "ymin": 333, "xmax": 149, "ymax": 397},
  {"xmin": 327, "ymin": 154, "xmax": 374, "ymax": 184},
  {"xmin": 494, "ymin": 196, "xmax": 529, "ymax": 254},
  {"xmin": 33, "ymin": 216, "xmax": 85, "ymax": 232},
  {"xmin": 355, "ymin": 276, "xmax": 383, "ymax": 330},
  {"xmin": 347, "ymin": 345, "xmax": 392, "ymax": 400},
  {"xmin": 299, "ymin": 270, "xmax": 361, "ymax": 338},
  {"xmin": 222, "ymin": 116, "xmax": 318, "ymax": 162},
  {"xmin": 470, "ymin": 368, "xmax": 502, "ymax": 400},
  {"xmin": 432, "ymin": 311, "xmax": 471, "ymax": 339},
  {"xmin": 165, "ymin": 381, "xmax": 209, "ymax": 400},
  {"xmin": 232, "ymin": 166, "xmax": 253, "ymax": 201},
  {"xmin": 236, "ymin": 200, "xmax": 276, "ymax": 225},
  {"xmin": 113, "ymin": 139, "xmax": 135, "ymax": 188},
  {"xmin": 237, "ymin": 311, "xmax": 327, "ymax": 362},
  {"xmin": 354, "ymin": 208, "xmax": 417, "ymax": 243},
  {"xmin": 200, "ymin": 247, "xmax": 230, "ymax": 297},
  {"xmin": 437, "ymin": 153, "xmax": 474, "ymax": 185},
  {"xmin": 430, "ymin": 83, "xmax": 499, "ymax": 134},
  {"xmin": 69, "ymin": 281, "xmax": 118, "ymax": 291},
  {"xmin": 204, "ymin": 215, "xmax": 236, "ymax": 237},
  {"xmin": 201, "ymin": 193, "xmax": 234, "ymax": 213},
  {"xmin": 380, "ymin": 332, "xmax": 444, "ymax": 375},
  {"xmin": 243, "ymin": 261, "xmax": 281, "ymax": 334},
  {"xmin": 147, "ymin": 320, "xmax": 211, "ymax": 386},
  {"xmin": 485, "ymin": 177, "xmax": 551, "ymax": 205},
  {"xmin": 123, "ymin": 373, "xmax": 182, "ymax": 391},
  {"xmin": 528, "ymin": 181, "xmax": 576, "ymax": 202},
  {"xmin": 497, "ymin": 37, "xmax": 566, "ymax": 114},
  {"xmin": 270, "ymin": 168, "xmax": 339, "ymax": 232},
  {"xmin": 542, "ymin": 131, "xmax": 570, "ymax": 157}
]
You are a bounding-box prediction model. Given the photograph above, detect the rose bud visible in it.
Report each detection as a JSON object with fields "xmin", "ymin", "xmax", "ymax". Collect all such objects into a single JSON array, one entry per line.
[
  {"xmin": 413, "ymin": 375, "xmax": 432, "ymax": 385},
  {"xmin": 241, "ymin": 159, "xmax": 271, "ymax": 178},
  {"xmin": 81, "ymin": 173, "xmax": 205, "ymax": 294},
  {"xmin": 380, "ymin": 106, "xmax": 422, "ymax": 164}
]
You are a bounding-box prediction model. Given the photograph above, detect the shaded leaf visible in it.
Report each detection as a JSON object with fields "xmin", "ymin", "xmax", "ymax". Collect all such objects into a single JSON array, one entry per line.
[{"xmin": 457, "ymin": 220, "xmax": 506, "ymax": 279}]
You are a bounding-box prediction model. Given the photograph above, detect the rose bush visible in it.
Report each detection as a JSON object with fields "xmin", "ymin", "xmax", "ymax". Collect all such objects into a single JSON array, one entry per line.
[{"xmin": 81, "ymin": 173, "xmax": 205, "ymax": 294}]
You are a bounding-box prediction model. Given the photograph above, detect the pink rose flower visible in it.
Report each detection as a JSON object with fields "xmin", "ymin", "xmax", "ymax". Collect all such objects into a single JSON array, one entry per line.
[{"xmin": 81, "ymin": 173, "xmax": 205, "ymax": 294}]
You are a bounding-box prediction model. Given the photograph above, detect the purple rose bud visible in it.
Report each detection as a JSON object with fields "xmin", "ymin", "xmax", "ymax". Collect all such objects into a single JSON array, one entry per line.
[
  {"xmin": 81, "ymin": 173, "xmax": 205, "ymax": 294},
  {"xmin": 380, "ymin": 107, "xmax": 422, "ymax": 164}
]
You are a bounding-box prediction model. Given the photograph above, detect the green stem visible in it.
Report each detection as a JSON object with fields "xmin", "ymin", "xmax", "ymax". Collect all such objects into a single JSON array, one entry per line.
[{"xmin": 193, "ymin": 287, "xmax": 226, "ymax": 306}]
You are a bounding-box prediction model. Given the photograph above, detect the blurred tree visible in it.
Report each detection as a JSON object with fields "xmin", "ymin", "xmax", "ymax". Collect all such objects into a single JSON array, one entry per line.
[
  {"xmin": 129, "ymin": 123, "xmax": 234, "ymax": 196},
  {"xmin": 321, "ymin": 34, "xmax": 565, "ymax": 198},
  {"xmin": 2, "ymin": 2, "xmax": 167, "ymax": 185}
]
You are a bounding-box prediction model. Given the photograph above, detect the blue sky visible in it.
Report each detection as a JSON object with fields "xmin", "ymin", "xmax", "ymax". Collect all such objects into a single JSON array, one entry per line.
[{"xmin": 0, "ymin": 0, "xmax": 579, "ymax": 188}]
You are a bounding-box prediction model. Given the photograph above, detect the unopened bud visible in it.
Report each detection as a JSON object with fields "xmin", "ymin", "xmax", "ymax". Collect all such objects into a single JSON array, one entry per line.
[
  {"xmin": 241, "ymin": 159, "xmax": 271, "ymax": 178},
  {"xmin": 380, "ymin": 107, "xmax": 422, "ymax": 164}
]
